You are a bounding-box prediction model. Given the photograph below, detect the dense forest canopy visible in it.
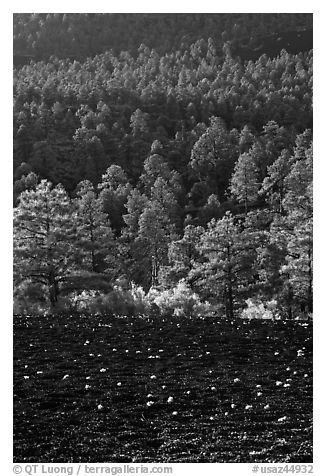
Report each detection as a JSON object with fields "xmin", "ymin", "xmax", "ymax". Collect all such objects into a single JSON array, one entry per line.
[
  {"xmin": 14, "ymin": 13, "xmax": 312, "ymax": 62},
  {"xmin": 13, "ymin": 13, "xmax": 313, "ymax": 319}
]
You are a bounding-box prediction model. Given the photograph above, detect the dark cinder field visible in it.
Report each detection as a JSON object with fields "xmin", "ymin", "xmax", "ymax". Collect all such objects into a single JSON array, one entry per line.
[{"xmin": 13, "ymin": 314, "xmax": 312, "ymax": 463}]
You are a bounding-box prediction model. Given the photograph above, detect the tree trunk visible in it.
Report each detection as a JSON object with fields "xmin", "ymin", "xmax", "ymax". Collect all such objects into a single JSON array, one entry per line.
[
  {"xmin": 151, "ymin": 256, "xmax": 158, "ymax": 287},
  {"xmin": 307, "ymin": 245, "xmax": 313, "ymax": 313},
  {"xmin": 286, "ymin": 281, "xmax": 293, "ymax": 319},
  {"xmin": 226, "ymin": 244, "xmax": 234, "ymax": 320},
  {"xmin": 227, "ymin": 283, "xmax": 234, "ymax": 320},
  {"xmin": 48, "ymin": 269, "xmax": 59, "ymax": 308},
  {"xmin": 90, "ymin": 225, "xmax": 97, "ymax": 273}
]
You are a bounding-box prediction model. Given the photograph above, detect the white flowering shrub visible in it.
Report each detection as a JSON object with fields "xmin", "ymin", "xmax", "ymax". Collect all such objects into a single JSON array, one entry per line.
[
  {"xmin": 130, "ymin": 283, "xmax": 147, "ymax": 307},
  {"xmin": 240, "ymin": 298, "xmax": 280, "ymax": 320},
  {"xmin": 193, "ymin": 300, "xmax": 218, "ymax": 317},
  {"xmin": 146, "ymin": 280, "xmax": 205, "ymax": 316}
]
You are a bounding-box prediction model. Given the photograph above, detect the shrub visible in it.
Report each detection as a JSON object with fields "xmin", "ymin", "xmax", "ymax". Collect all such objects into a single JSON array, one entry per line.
[
  {"xmin": 68, "ymin": 284, "xmax": 149, "ymax": 316},
  {"xmin": 13, "ymin": 281, "xmax": 50, "ymax": 315},
  {"xmin": 146, "ymin": 280, "xmax": 210, "ymax": 317},
  {"xmin": 193, "ymin": 300, "xmax": 221, "ymax": 318},
  {"xmin": 13, "ymin": 280, "xmax": 150, "ymax": 316},
  {"xmin": 240, "ymin": 298, "xmax": 280, "ymax": 320}
]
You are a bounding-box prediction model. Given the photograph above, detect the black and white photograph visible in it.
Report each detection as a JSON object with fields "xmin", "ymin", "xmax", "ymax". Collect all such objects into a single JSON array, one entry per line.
[{"xmin": 11, "ymin": 7, "xmax": 314, "ymax": 468}]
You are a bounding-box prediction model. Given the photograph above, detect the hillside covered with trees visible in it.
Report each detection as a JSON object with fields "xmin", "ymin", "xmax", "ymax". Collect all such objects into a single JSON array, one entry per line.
[{"xmin": 13, "ymin": 13, "xmax": 313, "ymax": 319}]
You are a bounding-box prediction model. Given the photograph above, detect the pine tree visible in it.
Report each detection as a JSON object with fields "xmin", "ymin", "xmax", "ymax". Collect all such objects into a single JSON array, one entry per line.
[
  {"xmin": 140, "ymin": 153, "xmax": 172, "ymax": 194},
  {"xmin": 260, "ymin": 149, "xmax": 293, "ymax": 213},
  {"xmin": 14, "ymin": 180, "xmax": 75, "ymax": 307},
  {"xmin": 192, "ymin": 212, "xmax": 258, "ymax": 319},
  {"xmin": 74, "ymin": 180, "xmax": 116, "ymax": 280},
  {"xmin": 119, "ymin": 188, "xmax": 150, "ymax": 287},
  {"xmin": 282, "ymin": 218, "xmax": 312, "ymax": 314},
  {"xmin": 281, "ymin": 145, "xmax": 313, "ymax": 313},
  {"xmin": 189, "ymin": 116, "xmax": 239, "ymax": 201},
  {"xmin": 138, "ymin": 201, "xmax": 178, "ymax": 287},
  {"xmin": 230, "ymin": 152, "xmax": 260, "ymax": 213},
  {"xmin": 150, "ymin": 176, "xmax": 183, "ymax": 230},
  {"xmin": 258, "ymin": 144, "xmax": 313, "ymax": 316},
  {"xmin": 98, "ymin": 165, "xmax": 132, "ymax": 235},
  {"xmin": 161, "ymin": 224, "xmax": 205, "ymax": 287}
]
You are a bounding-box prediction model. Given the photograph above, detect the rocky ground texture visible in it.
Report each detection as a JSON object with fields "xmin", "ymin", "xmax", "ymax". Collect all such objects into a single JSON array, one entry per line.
[{"xmin": 13, "ymin": 314, "xmax": 312, "ymax": 463}]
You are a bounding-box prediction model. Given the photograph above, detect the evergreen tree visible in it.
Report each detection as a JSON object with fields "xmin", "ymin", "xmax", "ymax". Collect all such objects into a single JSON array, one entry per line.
[
  {"xmin": 150, "ymin": 176, "xmax": 183, "ymax": 230},
  {"xmin": 192, "ymin": 212, "xmax": 258, "ymax": 319},
  {"xmin": 260, "ymin": 149, "xmax": 293, "ymax": 213},
  {"xmin": 138, "ymin": 201, "xmax": 178, "ymax": 287},
  {"xmin": 230, "ymin": 152, "xmax": 260, "ymax": 213},
  {"xmin": 140, "ymin": 153, "xmax": 172, "ymax": 194},
  {"xmin": 14, "ymin": 180, "xmax": 75, "ymax": 307},
  {"xmin": 74, "ymin": 180, "xmax": 116, "ymax": 281},
  {"xmin": 119, "ymin": 188, "xmax": 150, "ymax": 287},
  {"xmin": 161, "ymin": 224, "xmax": 205, "ymax": 287},
  {"xmin": 189, "ymin": 117, "xmax": 239, "ymax": 202},
  {"xmin": 282, "ymin": 145, "xmax": 313, "ymax": 313},
  {"xmin": 258, "ymin": 145, "xmax": 312, "ymax": 316},
  {"xmin": 98, "ymin": 165, "xmax": 132, "ymax": 235}
]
